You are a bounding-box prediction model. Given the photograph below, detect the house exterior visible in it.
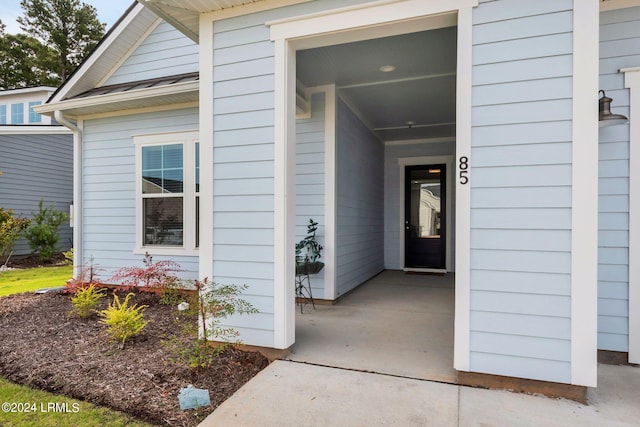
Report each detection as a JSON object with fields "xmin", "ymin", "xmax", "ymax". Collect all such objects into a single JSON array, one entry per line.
[
  {"xmin": 0, "ymin": 86, "xmax": 73, "ymax": 256},
  {"xmin": 37, "ymin": 0, "xmax": 640, "ymax": 391}
]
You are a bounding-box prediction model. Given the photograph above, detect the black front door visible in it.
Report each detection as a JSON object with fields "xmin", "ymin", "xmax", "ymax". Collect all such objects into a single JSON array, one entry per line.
[{"xmin": 405, "ymin": 164, "xmax": 446, "ymax": 269}]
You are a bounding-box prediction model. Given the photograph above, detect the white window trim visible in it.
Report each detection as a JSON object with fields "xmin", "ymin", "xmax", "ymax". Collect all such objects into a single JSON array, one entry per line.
[
  {"xmin": 133, "ymin": 130, "xmax": 199, "ymax": 256},
  {"xmin": 622, "ymin": 66, "xmax": 640, "ymax": 364}
]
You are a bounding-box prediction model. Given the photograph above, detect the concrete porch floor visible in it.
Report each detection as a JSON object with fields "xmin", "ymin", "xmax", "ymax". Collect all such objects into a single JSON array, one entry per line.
[{"xmin": 286, "ymin": 270, "xmax": 457, "ymax": 383}]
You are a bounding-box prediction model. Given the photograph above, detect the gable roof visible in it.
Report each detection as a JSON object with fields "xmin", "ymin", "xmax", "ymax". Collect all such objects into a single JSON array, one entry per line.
[{"xmin": 38, "ymin": 1, "xmax": 199, "ymax": 118}]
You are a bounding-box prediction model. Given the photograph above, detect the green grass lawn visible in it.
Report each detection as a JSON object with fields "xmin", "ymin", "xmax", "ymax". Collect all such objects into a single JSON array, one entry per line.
[
  {"xmin": 0, "ymin": 266, "xmax": 72, "ymax": 297},
  {"xmin": 0, "ymin": 378, "xmax": 155, "ymax": 427}
]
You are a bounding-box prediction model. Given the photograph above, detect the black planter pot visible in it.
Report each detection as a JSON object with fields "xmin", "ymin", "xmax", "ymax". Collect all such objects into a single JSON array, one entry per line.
[{"xmin": 295, "ymin": 261, "xmax": 324, "ymax": 275}]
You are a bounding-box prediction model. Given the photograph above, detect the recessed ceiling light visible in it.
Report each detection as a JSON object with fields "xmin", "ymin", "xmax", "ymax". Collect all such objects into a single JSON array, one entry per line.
[
  {"xmin": 405, "ymin": 121, "xmax": 415, "ymax": 127},
  {"xmin": 379, "ymin": 65, "xmax": 395, "ymax": 73}
]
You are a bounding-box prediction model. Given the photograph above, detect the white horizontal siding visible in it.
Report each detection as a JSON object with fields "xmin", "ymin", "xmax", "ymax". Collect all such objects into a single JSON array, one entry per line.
[
  {"xmin": 336, "ymin": 98, "xmax": 384, "ymax": 296},
  {"xmin": 597, "ymin": 7, "xmax": 639, "ymax": 352},
  {"xmin": 469, "ymin": 1, "xmax": 574, "ymax": 383},
  {"xmin": 295, "ymin": 93, "xmax": 326, "ymax": 298},
  {"xmin": 0, "ymin": 133, "xmax": 73, "ymax": 255},
  {"xmin": 105, "ymin": 21, "xmax": 199, "ymax": 85},
  {"xmin": 82, "ymin": 108, "xmax": 199, "ymax": 279}
]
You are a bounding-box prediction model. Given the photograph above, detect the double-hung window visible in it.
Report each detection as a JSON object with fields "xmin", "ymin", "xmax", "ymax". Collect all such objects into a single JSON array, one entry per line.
[
  {"xmin": 134, "ymin": 130, "xmax": 199, "ymax": 255},
  {"xmin": 11, "ymin": 103, "xmax": 23, "ymax": 124},
  {"xmin": 28, "ymin": 101, "xmax": 42, "ymax": 123}
]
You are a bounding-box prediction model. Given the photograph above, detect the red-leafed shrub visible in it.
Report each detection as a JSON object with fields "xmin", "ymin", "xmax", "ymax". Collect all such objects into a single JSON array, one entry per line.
[{"xmin": 109, "ymin": 252, "xmax": 181, "ymax": 292}]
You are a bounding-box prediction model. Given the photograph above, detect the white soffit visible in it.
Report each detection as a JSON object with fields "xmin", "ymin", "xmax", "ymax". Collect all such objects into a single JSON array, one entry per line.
[{"xmin": 140, "ymin": 0, "xmax": 263, "ymax": 40}]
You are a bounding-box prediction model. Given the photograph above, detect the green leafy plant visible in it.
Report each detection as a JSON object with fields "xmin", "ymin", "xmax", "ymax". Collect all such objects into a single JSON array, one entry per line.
[
  {"xmin": 63, "ymin": 247, "xmax": 74, "ymax": 265},
  {"xmin": 295, "ymin": 218, "xmax": 323, "ymax": 263},
  {"xmin": 167, "ymin": 278, "xmax": 258, "ymax": 368},
  {"xmin": 99, "ymin": 292, "xmax": 148, "ymax": 349},
  {"xmin": 0, "ymin": 208, "xmax": 30, "ymax": 264},
  {"xmin": 23, "ymin": 199, "xmax": 68, "ymax": 263},
  {"xmin": 70, "ymin": 283, "xmax": 106, "ymax": 318}
]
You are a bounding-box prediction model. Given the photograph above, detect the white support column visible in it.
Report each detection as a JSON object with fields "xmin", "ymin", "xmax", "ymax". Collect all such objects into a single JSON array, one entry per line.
[
  {"xmin": 273, "ymin": 38, "xmax": 297, "ymax": 349},
  {"xmin": 623, "ymin": 66, "xmax": 640, "ymax": 364},
  {"xmin": 198, "ymin": 14, "xmax": 214, "ymax": 282},
  {"xmin": 571, "ymin": 0, "xmax": 599, "ymax": 387},
  {"xmin": 453, "ymin": 5, "xmax": 473, "ymax": 373}
]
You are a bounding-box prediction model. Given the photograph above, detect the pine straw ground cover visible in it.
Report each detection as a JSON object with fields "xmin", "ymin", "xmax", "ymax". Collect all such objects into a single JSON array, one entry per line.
[{"xmin": 0, "ymin": 289, "xmax": 268, "ymax": 426}]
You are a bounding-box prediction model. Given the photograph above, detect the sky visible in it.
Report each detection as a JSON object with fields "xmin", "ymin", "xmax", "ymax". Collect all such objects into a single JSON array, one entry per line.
[{"xmin": 0, "ymin": 0, "xmax": 136, "ymax": 35}]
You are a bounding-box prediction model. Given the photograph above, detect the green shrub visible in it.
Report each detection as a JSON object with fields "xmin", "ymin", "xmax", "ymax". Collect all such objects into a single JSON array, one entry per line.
[
  {"xmin": 70, "ymin": 283, "xmax": 106, "ymax": 318},
  {"xmin": 0, "ymin": 208, "xmax": 30, "ymax": 262},
  {"xmin": 63, "ymin": 247, "xmax": 74, "ymax": 265},
  {"xmin": 23, "ymin": 199, "xmax": 68, "ymax": 263},
  {"xmin": 99, "ymin": 292, "xmax": 148, "ymax": 349}
]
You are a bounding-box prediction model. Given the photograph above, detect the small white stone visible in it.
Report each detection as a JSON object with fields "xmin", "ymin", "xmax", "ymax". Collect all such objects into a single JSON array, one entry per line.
[{"xmin": 177, "ymin": 302, "xmax": 190, "ymax": 311}]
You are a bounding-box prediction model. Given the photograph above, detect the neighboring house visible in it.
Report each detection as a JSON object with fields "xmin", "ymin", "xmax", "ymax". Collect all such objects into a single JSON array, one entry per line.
[
  {"xmin": 37, "ymin": 0, "xmax": 640, "ymax": 394},
  {"xmin": 0, "ymin": 86, "xmax": 73, "ymax": 257}
]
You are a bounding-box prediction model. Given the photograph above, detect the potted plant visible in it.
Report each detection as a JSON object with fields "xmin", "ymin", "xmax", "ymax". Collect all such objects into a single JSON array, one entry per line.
[{"xmin": 295, "ymin": 219, "xmax": 324, "ymax": 275}]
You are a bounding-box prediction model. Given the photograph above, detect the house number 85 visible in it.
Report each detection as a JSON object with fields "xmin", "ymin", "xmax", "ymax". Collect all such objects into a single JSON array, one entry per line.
[{"xmin": 459, "ymin": 156, "xmax": 469, "ymax": 185}]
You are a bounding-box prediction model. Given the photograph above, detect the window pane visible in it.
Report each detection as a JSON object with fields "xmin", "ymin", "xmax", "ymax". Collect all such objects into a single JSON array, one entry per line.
[
  {"xmin": 11, "ymin": 103, "xmax": 23, "ymax": 124},
  {"xmin": 142, "ymin": 144, "xmax": 183, "ymax": 194},
  {"xmin": 28, "ymin": 101, "xmax": 42, "ymax": 123},
  {"xmin": 195, "ymin": 196, "xmax": 199, "ymax": 248},
  {"xmin": 195, "ymin": 142, "xmax": 200, "ymax": 193},
  {"xmin": 0, "ymin": 105, "xmax": 6, "ymax": 124},
  {"xmin": 143, "ymin": 197, "xmax": 183, "ymax": 245}
]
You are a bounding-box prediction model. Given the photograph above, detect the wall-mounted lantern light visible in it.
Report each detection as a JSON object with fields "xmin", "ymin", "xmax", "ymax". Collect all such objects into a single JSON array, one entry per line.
[{"xmin": 599, "ymin": 90, "xmax": 628, "ymax": 127}]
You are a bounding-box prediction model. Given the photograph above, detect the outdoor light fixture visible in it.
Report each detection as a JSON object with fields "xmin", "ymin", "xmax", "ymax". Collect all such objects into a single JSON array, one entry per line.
[{"xmin": 599, "ymin": 90, "xmax": 628, "ymax": 127}]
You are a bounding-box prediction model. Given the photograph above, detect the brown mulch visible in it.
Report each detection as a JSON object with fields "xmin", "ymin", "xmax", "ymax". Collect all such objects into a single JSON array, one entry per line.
[
  {"xmin": 0, "ymin": 289, "xmax": 269, "ymax": 426},
  {"xmin": 4, "ymin": 252, "xmax": 67, "ymax": 269}
]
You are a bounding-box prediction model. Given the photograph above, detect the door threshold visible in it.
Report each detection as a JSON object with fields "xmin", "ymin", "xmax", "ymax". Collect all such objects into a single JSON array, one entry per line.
[{"xmin": 403, "ymin": 267, "xmax": 447, "ymax": 274}]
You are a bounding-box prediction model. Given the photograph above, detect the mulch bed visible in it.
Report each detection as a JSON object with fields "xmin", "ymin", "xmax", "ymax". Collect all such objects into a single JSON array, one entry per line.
[
  {"xmin": 0, "ymin": 289, "xmax": 269, "ymax": 426},
  {"xmin": 4, "ymin": 252, "xmax": 67, "ymax": 269}
]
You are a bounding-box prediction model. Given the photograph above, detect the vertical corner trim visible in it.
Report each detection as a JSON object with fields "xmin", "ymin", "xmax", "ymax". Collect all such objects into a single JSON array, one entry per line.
[{"xmin": 570, "ymin": 0, "xmax": 599, "ymax": 387}]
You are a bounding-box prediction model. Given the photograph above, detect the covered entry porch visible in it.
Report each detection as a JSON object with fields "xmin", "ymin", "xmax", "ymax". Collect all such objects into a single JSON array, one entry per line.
[{"xmin": 287, "ymin": 270, "xmax": 456, "ymax": 383}]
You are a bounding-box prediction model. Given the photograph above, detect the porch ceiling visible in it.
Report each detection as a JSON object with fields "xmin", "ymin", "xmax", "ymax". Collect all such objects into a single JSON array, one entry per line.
[{"xmin": 297, "ymin": 26, "xmax": 457, "ymax": 142}]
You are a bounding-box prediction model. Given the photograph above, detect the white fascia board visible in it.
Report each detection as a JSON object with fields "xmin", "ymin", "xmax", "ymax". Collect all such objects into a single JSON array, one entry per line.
[
  {"xmin": 35, "ymin": 81, "xmax": 199, "ymax": 116},
  {"xmin": 268, "ymin": 0, "xmax": 477, "ymax": 41},
  {"xmin": 48, "ymin": 2, "xmax": 147, "ymax": 104},
  {"xmin": 0, "ymin": 126, "xmax": 71, "ymax": 135}
]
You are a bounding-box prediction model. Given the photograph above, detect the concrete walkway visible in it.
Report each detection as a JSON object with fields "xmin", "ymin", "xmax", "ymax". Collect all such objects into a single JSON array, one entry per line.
[
  {"xmin": 200, "ymin": 361, "xmax": 640, "ymax": 426},
  {"xmin": 289, "ymin": 271, "xmax": 456, "ymax": 383}
]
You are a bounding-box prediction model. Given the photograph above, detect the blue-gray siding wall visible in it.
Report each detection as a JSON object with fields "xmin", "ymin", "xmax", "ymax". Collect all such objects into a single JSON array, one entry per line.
[
  {"xmin": 209, "ymin": 0, "xmax": 374, "ymax": 347},
  {"xmin": 0, "ymin": 132, "xmax": 73, "ymax": 256},
  {"xmin": 598, "ymin": 7, "xmax": 639, "ymax": 352},
  {"xmin": 470, "ymin": 0, "xmax": 574, "ymax": 383},
  {"xmin": 296, "ymin": 92, "xmax": 326, "ymax": 298},
  {"xmin": 82, "ymin": 108, "xmax": 199, "ymax": 279},
  {"xmin": 105, "ymin": 21, "xmax": 199, "ymax": 85},
  {"xmin": 384, "ymin": 141, "xmax": 455, "ymax": 270},
  {"xmin": 336, "ymin": 97, "xmax": 384, "ymax": 296},
  {"xmin": 211, "ymin": 19, "xmax": 276, "ymax": 347}
]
